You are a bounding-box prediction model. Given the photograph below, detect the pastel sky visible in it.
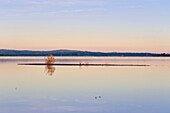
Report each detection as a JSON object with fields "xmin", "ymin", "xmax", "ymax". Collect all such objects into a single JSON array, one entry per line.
[{"xmin": 0, "ymin": 0, "xmax": 170, "ymax": 53}]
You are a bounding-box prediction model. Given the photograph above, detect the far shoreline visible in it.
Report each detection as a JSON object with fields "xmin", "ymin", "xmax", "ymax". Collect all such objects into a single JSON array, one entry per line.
[
  {"xmin": 1, "ymin": 49, "xmax": 170, "ymax": 57},
  {"xmin": 0, "ymin": 56, "xmax": 170, "ymax": 57}
]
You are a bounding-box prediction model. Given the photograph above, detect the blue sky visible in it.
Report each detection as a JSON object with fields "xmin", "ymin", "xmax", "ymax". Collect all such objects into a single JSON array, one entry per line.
[{"xmin": 0, "ymin": 0, "xmax": 170, "ymax": 52}]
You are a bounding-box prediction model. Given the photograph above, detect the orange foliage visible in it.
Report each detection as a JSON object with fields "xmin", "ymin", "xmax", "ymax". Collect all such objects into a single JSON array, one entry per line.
[{"xmin": 46, "ymin": 54, "xmax": 55, "ymax": 65}]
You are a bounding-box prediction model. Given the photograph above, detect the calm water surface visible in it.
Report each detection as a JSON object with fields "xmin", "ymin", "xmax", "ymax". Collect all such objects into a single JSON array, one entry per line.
[{"xmin": 0, "ymin": 57, "xmax": 170, "ymax": 113}]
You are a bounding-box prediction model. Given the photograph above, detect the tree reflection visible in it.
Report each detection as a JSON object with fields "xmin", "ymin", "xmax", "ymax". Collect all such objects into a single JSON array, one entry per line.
[{"xmin": 45, "ymin": 65, "xmax": 55, "ymax": 76}]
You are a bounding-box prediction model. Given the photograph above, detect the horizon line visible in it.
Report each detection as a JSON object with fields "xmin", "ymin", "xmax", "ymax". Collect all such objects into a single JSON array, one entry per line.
[{"xmin": 0, "ymin": 48, "xmax": 169, "ymax": 54}]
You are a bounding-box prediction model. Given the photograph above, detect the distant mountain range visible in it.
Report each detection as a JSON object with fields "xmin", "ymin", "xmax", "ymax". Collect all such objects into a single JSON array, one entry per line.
[{"xmin": 0, "ymin": 49, "xmax": 170, "ymax": 57}]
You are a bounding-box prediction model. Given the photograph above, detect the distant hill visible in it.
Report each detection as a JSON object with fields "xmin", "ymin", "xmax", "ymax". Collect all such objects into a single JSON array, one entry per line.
[{"xmin": 0, "ymin": 49, "xmax": 170, "ymax": 57}]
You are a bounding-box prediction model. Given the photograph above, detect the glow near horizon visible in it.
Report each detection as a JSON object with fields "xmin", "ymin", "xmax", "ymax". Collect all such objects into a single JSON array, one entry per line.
[{"xmin": 0, "ymin": 0, "xmax": 170, "ymax": 53}]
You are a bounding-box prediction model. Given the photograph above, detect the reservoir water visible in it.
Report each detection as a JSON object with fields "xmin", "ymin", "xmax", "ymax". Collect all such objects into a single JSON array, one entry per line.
[{"xmin": 0, "ymin": 57, "xmax": 170, "ymax": 113}]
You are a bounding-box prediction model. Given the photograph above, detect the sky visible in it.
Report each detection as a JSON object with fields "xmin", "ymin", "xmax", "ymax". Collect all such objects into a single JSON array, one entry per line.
[{"xmin": 0, "ymin": 0, "xmax": 170, "ymax": 53}]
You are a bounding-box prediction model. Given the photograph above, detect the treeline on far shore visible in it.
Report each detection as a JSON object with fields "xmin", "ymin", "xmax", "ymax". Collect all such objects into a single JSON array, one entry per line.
[{"xmin": 0, "ymin": 49, "xmax": 170, "ymax": 57}]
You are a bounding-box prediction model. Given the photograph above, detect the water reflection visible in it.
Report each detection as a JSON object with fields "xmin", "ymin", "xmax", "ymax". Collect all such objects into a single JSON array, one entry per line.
[
  {"xmin": 45, "ymin": 65, "xmax": 55, "ymax": 76},
  {"xmin": 1, "ymin": 57, "xmax": 170, "ymax": 113}
]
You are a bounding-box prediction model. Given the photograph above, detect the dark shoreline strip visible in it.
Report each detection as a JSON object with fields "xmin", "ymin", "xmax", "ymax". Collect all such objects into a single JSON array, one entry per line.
[{"xmin": 18, "ymin": 63, "xmax": 150, "ymax": 66}]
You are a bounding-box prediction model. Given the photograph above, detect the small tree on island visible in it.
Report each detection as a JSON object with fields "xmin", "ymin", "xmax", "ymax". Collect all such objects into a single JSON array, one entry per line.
[{"xmin": 46, "ymin": 54, "xmax": 55, "ymax": 65}]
